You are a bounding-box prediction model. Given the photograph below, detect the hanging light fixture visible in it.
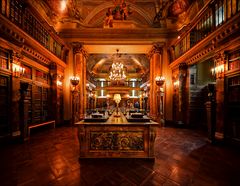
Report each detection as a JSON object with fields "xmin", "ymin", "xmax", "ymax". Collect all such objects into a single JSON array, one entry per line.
[{"xmin": 109, "ymin": 49, "xmax": 126, "ymax": 81}]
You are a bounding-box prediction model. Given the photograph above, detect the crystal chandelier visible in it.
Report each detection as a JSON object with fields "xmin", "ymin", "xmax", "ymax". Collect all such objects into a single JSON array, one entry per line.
[{"xmin": 109, "ymin": 49, "xmax": 126, "ymax": 81}]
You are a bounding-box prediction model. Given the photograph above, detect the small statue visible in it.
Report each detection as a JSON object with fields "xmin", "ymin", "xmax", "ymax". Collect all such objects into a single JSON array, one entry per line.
[
  {"xmin": 104, "ymin": 8, "xmax": 114, "ymax": 28},
  {"xmin": 153, "ymin": 8, "xmax": 163, "ymax": 27}
]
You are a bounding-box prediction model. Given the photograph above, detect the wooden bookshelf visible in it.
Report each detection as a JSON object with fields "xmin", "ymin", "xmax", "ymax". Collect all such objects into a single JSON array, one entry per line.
[
  {"xmin": 0, "ymin": 50, "xmax": 9, "ymax": 70},
  {"xmin": 226, "ymin": 74, "xmax": 240, "ymax": 144},
  {"xmin": 25, "ymin": 84, "xmax": 49, "ymax": 126},
  {"xmin": 0, "ymin": 75, "xmax": 10, "ymax": 136}
]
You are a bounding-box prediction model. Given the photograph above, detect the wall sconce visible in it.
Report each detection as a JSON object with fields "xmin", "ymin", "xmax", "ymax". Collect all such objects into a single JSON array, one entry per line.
[
  {"xmin": 89, "ymin": 91, "xmax": 94, "ymax": 98},
  {"xmin": 173, "ymin": 80, "xmax": 179, "ymax": 88},
  {"xmin": 143, "ymin": 91, "xmax": 148, "ymax": 98},
  {"xmin": 12, "ymin": 63, "xmax": 25, "ymax": 78},
  {"xmin": 70, "ymin": 76, "xmax": 80, "ymax": 91},
  {"xmin": 211, "ymin": 64, "xmax": 224, "ymax": 78},
  {"xmin": 57, "ymin": 80, "xmax": 62, "ymax": 86},
  {"xmin": 155, "ymin": 76, "xmax": 165, "ymax": 86},
  {"xmin": 70, "ymin": 76, "xmax": 80, "ymax": 85}
]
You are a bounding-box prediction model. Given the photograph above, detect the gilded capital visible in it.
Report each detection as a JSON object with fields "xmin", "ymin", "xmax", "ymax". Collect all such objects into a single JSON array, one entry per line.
[
  {"xmin": 147, "ymin": 43, "xmax": 163, "ymax": 59},
  {"xmin": 11, "ymin": 51, "xmax": 23, "ymax": 63},
  {"xmin": 72, "ymin": 42, "xmax": 83, "ymax": 54},
  {"xmin": 214, "ymin": 51, "xmax": 227, "ymax": 62},
  {"xmin": 72, "ymin": 42, "xmax": 88, "ymax": 59}
]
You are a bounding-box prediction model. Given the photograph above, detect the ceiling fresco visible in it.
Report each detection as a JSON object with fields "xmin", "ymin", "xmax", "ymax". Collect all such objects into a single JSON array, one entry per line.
[
  {"xmin": 32, "ymin": 0, "xmax": 207, "ymax": 80},
  {"xmin": 37, "ymin": 0, "xmax": 200, "ymax": 30},
  {"xmin": 87, "ymin": 53, "xmax": 149, "ymax": 79}
]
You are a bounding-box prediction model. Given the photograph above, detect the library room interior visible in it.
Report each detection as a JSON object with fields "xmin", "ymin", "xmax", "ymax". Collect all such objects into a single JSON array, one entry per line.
[{"xmin": 0, "ymin": 0, "xmax": 240, "ymax": 185}]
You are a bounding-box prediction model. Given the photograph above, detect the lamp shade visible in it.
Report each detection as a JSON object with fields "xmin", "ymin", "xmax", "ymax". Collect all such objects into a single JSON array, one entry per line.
[{"xmin": 113, "ymin": 94, "xmax": 121, "ymax": 104}]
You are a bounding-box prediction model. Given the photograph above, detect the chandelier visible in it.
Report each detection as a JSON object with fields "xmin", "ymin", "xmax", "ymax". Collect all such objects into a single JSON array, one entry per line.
[{"xmin": 109, "ymin": 49, "xmax": 126, "ymax": 81}]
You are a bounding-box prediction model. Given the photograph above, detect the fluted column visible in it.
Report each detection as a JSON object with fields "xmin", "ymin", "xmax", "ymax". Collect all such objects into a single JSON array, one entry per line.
[
  {"xmin": 148, "ymin": 43, "xmax": 163, "ymax": 121},
  {"xmin": 73, "ymin": 43, "xmax": 88, "ymax": 119}
]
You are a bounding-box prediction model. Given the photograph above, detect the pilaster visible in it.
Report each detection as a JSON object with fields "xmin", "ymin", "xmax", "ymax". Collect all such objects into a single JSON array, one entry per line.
[
  {"xmin": 10, "ymin": 51, "xmax": 22, "ymax": 135},
  {"xmin": 214, "ymin": 51, "xmax": 226, "ymax": 140},
  {"xmin": 72, "ymin": 42, "xmax": 88, "ymax": 119},
  {"xmin": 148, "ymin": 43, "xmax": 163, "ymax": 121},
  {"xmin": 172, "ymin": 63, "xmax": 189, "ymax": 125}
]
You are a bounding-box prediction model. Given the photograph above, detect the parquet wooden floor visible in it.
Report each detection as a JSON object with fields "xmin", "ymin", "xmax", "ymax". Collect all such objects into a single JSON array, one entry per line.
[{"xmin": 1, "ymin": 126, "xmax": 239, "ymax": 186}]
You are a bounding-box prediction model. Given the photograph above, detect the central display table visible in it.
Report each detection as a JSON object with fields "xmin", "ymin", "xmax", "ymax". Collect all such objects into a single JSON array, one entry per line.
[{"xmin": 75, "ymin": 112, "xmax": 159, "ymax": 159}]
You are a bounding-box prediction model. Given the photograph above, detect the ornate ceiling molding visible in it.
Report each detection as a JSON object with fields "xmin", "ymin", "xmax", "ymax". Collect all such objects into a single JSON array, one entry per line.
[
  {"xmin": 23, "ymin": 45, "xmax": 51, "ymax": 65},
  {"xmin": 83, "ymin": 2, "xmax": 153, "ymax": 26}
]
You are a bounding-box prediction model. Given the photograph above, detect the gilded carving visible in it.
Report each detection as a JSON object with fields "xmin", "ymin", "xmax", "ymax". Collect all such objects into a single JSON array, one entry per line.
[
  {"xmin": 147, "ymin": 43, "xmax": 163, "ymax": 59},
  {"xmin": 72, "ymin": 42, "xmax": 88, "ymax": 59},
  {"xmin": 90, "ymin": 131, "xmax": 144, "ymax": 151}
]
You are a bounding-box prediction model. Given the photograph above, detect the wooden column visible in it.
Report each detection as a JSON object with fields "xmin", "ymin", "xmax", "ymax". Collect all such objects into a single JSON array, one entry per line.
[
  {"xmin": 73, "ymin": 43, "xmax": 88, "ymax": 119},
  {"xmin": 49, "ymin": 62, "xmax": 58, "ymax": 123},
  {"xmin": 19, "ymin": 82, "xmax": 29, "ymax": 141},
  {"xmin": 148, "ymin": 44, "xmax": 162, "ymax": 121},
  {"xmin": 178, "ymin": 63, "xmax": 188, "ymax": 125},
  {"xmin": 214, "ymin": 52, "xmax": 226, "ymax": 140},
  {"xmin": 11, "ymin": 52, "xmax": 22, "ymax": 136}
]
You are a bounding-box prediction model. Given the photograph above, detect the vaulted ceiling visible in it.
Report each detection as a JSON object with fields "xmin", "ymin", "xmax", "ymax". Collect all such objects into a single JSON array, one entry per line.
[{"xmin": 30, "ymin": 0, "xmax": 205, "ymax": 79}]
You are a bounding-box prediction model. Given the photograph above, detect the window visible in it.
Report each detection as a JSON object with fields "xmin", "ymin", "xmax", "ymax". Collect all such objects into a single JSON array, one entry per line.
[{"xmin": 215, "ymin": 1, "xmax": 224, "ymax": 27}]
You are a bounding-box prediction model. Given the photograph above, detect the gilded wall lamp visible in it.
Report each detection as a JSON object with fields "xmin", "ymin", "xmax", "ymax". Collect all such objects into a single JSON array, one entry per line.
[
  {"xmin": 12, "ymin": 63, "xmax": 25, "ymax": 78},
  {"xmin": 70, "ymin": 76, "xmax": 80, "ymax": 91},
  {"xmin": 211, "ymin": 63, "xmax": 224, "ymax": 79},
  {"xmin": 70, "ymin": 76, "xmax": 80, "ymax": 125},
  {"xmin": 155, "ymin": 76, "xmax": 165, "ymax": 87},
  {"xmin": 155, "ymin": 75, "xmax": 165, "ymax": 126}
]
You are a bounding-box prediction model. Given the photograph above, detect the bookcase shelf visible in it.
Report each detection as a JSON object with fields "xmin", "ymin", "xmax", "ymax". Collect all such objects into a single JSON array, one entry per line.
[
  {"xmin": 226, "ymin": 74, "xmax": 240, "ymax": 144},
  {"xmin": 23, "ymin": 83, "xmax": 49, "ymax": 126}
]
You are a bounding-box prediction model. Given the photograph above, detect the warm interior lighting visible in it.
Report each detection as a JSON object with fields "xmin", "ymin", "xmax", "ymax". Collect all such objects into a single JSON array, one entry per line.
[
  {"xmin": 155, "ymin": 76, "xmax": 165, "ymax": 86},
  {"xmin": 113, "ymin": 93, "xmax": 121, "ymax": 115},
  {"xmin": 211, "ymin": 64, "xmax": 224, "ymax": 76},
  {"xmin": 113, "ymin": 94, "xmax": 121, "ymax": 104},
  {"xmin": 60, "ymin": 0, "xmax": 67, "ymax": 12},
  {"xmin": 109, "ymin": 49, "xmax": 126, "ymax": 81},
  {"xmin": 173, "ymin": 80, "xmax": 179, "ymax": 87},
  {"xmin": 57, "ymin": 80, "xmax": 62, "ymax": 86},
  {"xmin": 70, "ymin": 76, "xmax": 80, "ymax": 86},
  {"xmin": 12, "ymin": 63, "xmax": 25, "ymax": 77}
]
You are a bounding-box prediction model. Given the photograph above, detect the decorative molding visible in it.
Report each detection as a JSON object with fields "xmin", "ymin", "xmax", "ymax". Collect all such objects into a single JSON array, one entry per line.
[
  {"xmin": 0, "ymin": 20, "xmax": 25, "ymax": 46},
  {"xmin": 147, "ymin": 42, "xmax": 164, "ymax": 59},
  {"xmin": 214, "ymin": 51, "xmax": 227, "ymax": 62},
  {"xmin": 83, "ymin": 2, "xmax": 152, "ymax": 26},
  {"xmin": 186, "ymin": 44, "xmax": 215, "ymax": 65},
  {"xmin": 212, "ymin": 19, "xmax": 240, "ymax": 45},
  {"xmin": 23, "ymin": 45, "xmax": 50, "ymax": 65},
  {"xmin": 72, "ymin": 42, "xmax": 89, "ymax": 59},
  {"xmin": 90, "ymin": 131, "xmax": 144, "ymax": 151}
]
